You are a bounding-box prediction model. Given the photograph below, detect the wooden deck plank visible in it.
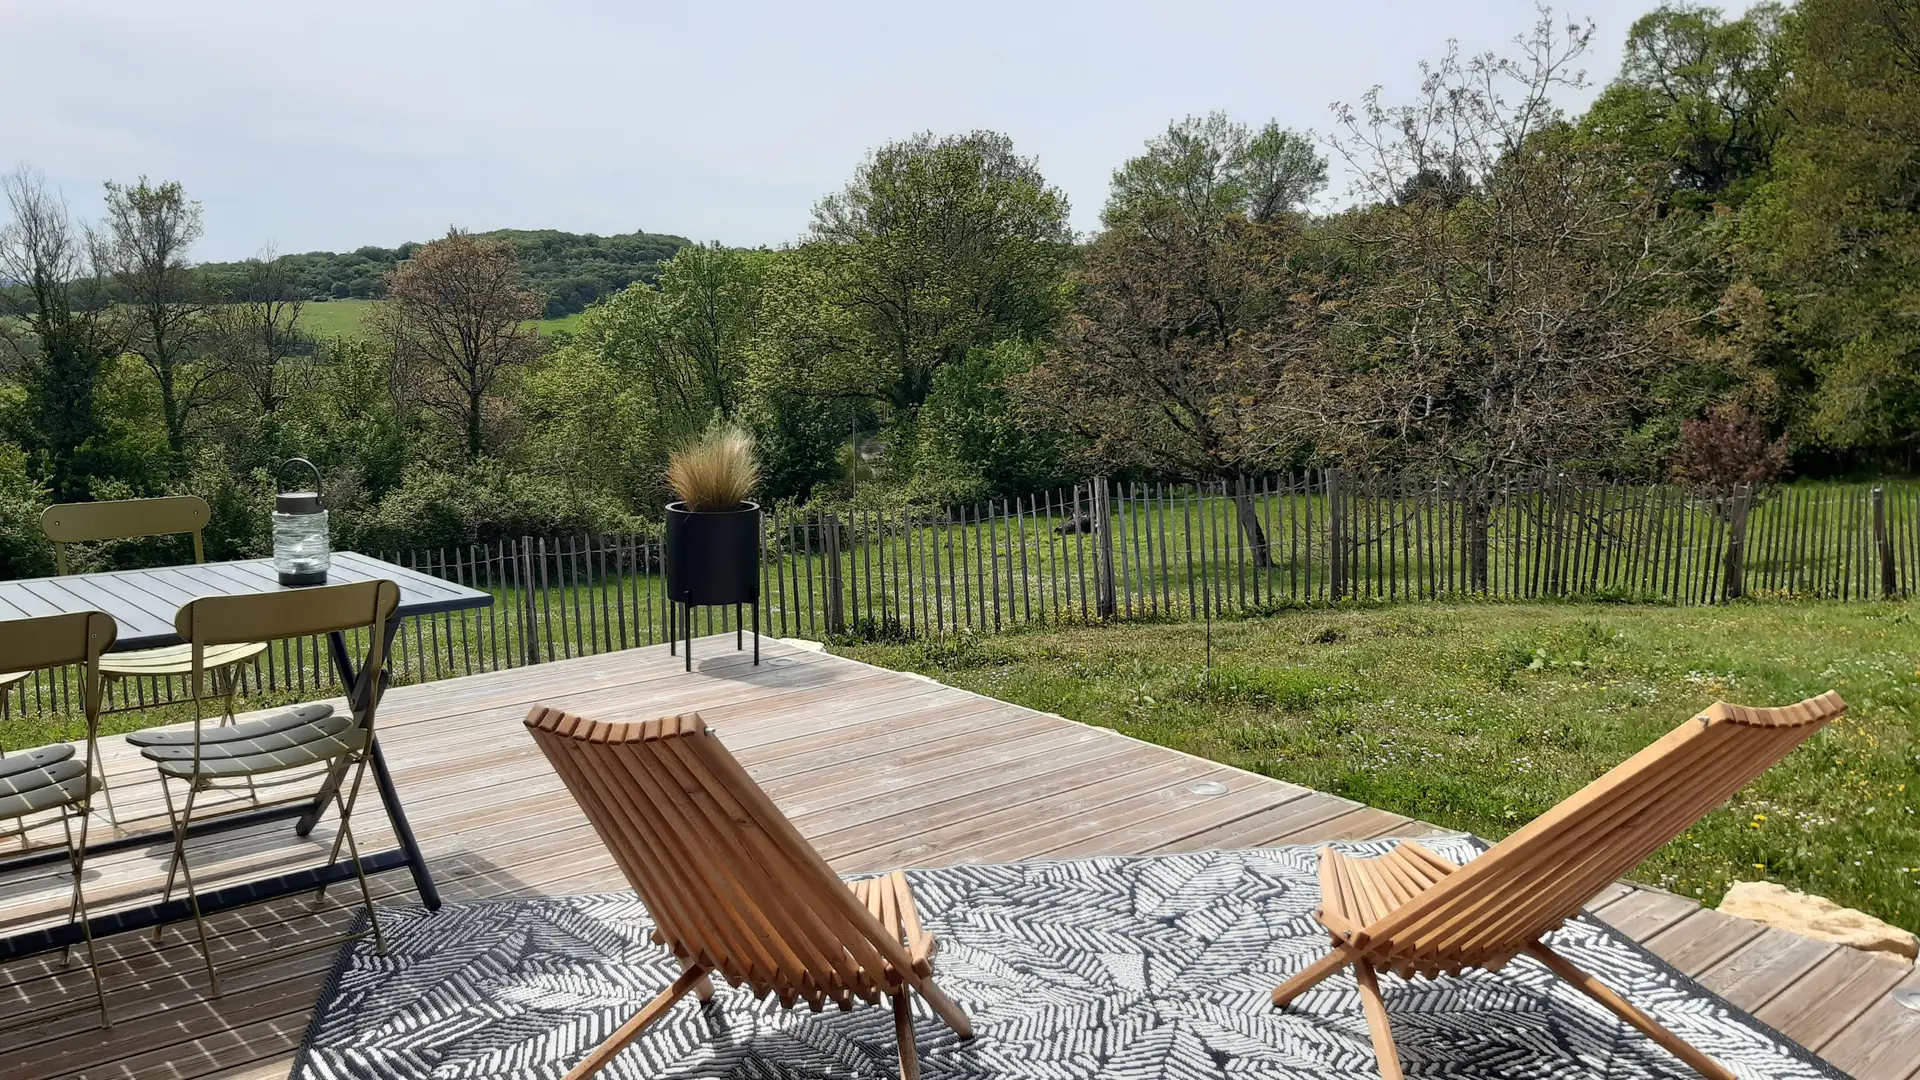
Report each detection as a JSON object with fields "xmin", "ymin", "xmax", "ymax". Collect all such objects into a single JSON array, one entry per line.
[
  {"xmin": 1755, "ymin": 945, "xmax": 1913, "ymax": 1053},
  {"xmin": 1590, "ymin": 885, "xmax": 1702, "ymax": 941},
  {"xmin": 0, "ymin": 636, "xmax": 1898, "ymax": 1080},
  {"xmin": 1816, "ymin": 964, "xmax": 1920, "ymax": 1080},
  {"xmin": 1641, "ymin": 909, "xmax": 1770, "ymax": 978},
  {"xmin": 1695, "ymin": 926, "xmax": 1840, "ymax": 1014}
]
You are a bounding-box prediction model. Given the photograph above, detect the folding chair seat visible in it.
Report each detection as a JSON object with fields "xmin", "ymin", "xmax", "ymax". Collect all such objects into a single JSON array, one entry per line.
[{"xmin": 127, "ymin": 703, "xmax": 340, "ymax": 768}]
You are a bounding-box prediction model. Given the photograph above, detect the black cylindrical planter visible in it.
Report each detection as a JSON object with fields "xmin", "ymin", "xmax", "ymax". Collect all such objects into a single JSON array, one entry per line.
[
  {"xmin": 664, "ymin": 501, "xmax": 761, "ymax": 604},
  {"xmin": 664, "ymin": 501, "xmax": 762, "ymax": 669}
]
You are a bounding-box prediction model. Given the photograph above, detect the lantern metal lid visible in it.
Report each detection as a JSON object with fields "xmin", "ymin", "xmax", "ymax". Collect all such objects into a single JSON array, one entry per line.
[{"xmin": 276, "ymin": 458, "xmax": 324, "ymax": 514}]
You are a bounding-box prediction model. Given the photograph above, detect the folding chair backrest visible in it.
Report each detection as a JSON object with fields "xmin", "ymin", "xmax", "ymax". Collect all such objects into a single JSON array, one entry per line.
[
  {"xmin": 0, "ymin": 611, "xmax": 117, "ymax": 678},
  {"xmin": 525, "ymin": 707, "xmax": 920, "ymax": 1003},
  {"xmin": 1363, "ymin": 692, "xmax": 1845, "ymax": 967},
  {"xmin": 41, "ymin": 495, "xmax": 212, "ymax": 574},
  {"xmin": 0, "ymin": 611, "xmax": 117, "ymax": 756},
  {"xmin": 174, "ymin": 580, "xmax": 399, "ymax": 720}
]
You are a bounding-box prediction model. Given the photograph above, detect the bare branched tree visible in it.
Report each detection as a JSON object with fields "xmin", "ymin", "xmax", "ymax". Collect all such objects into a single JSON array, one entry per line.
[
  {"xmin": 366, "ymin": 229, "xmax": 545, "ymax": 459},
  {"xmin": 0, "ymin": 166, "xmax": 121, "ymax": 499},
  {"xmin": 207, "ymin": 245, "xmax": 311, "ymax": 414},
  {"xmin": 1290, "ymin": 12, "xmax": 1705, "ymax": 582}
]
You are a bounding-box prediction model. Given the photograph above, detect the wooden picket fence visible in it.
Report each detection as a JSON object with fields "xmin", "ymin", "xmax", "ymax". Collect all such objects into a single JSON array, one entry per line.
[{"xmin": 7, "ymin": 471, "xmax": 1918, "ymax": 720}]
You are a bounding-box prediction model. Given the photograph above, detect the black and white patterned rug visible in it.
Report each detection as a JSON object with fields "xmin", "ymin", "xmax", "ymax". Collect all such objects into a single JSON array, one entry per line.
[{"xmin": 292, "ymin": 837, "xmax": 1842, "ymax": 1079}]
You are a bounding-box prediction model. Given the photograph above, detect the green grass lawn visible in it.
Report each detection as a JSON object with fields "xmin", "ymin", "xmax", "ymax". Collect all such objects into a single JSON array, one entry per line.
[
  {"xmin": 281, "ymin": 298, "xmax": 581, "ymax": 340},
  {"xmin": 835, "ymin": 600, "xmax": 1920, "ymax": 932}
]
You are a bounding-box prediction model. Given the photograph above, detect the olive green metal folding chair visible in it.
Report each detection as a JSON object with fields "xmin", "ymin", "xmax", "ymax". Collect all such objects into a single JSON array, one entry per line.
[
  {"xmin": 130, "ymin": 579, "xmax": 399, "ymax": 996},
  {"xmin": 0, "ymin": 610, "xmax": 117, "ymax": 1028},
  {"xmin": 41, "ymin": 497, "xmax": 269, "ymax": 729}
]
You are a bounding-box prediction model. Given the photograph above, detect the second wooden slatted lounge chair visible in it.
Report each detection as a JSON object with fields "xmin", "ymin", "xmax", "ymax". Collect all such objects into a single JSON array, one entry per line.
[
  {"xmin": 525, "ymin": 706, "xmax": 974, "ymax": 1080},
  {"xmin": 1271, "ymin": 690, "xmax": 1848, "ymax": 1080}
]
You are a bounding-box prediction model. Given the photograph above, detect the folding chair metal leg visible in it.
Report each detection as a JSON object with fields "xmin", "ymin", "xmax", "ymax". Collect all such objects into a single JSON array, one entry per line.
[
  {"xmin": 154, "ymin": 777, "xmax": 181, "ymax": 942},
  {"xmin": 313, "ymin": 753, "xmax": 364, "ymax": 897},
  {"xmin": 162, "ymin": 782, "xmax": 222, "ymax": 997},
  {"xmin": 92, "ymin": 756, "xmax": 117, "ymax": 826},
  {"xmin": 60, "ymin": 804, "xmax": 110, "ymax": 1026},
  {"xmin": 1525, "ymin": 941, "xmax": 1735, "ymax": 1080},
  {"xmin": 319, "ymin": 757, "xmax": 387, "ymax": 954}
]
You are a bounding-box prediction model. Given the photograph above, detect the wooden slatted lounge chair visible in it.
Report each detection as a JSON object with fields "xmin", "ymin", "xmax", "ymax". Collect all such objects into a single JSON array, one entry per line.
[
  {"xmin": 41, "ymin": 497, "xmax": 269, "ymax": 732},
  {"xmin": 1271, "ymin": 690, "xmax": 1848, "ymax": 1080},
  {"xmin": 0, "ymin": 610, "xmax": 117, "ymax": 1027},
  {"xmin": 524, "ymin": 706, "xmax": 974, "ymax": 1080},
  {"xmin": 131, "ymin": 579, "xmax": 400, "ymax": 997}
]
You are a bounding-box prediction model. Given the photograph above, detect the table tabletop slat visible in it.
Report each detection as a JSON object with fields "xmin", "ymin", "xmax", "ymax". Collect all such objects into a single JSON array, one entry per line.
[{"xmin": 0, "ymin": 553, "xmax": 492, "ymax": 651}]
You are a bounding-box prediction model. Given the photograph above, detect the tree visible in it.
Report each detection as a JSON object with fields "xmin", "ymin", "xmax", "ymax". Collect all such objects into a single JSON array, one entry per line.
[
  {"xmin": 754, "ymin": 130, "xmax": 1074, "ymax": 480},
  {"xmin": 907, "ymin": 339, "xmax": 1068, "ymax": 503},
  {"xmin": 1107, "ymin": 112, "xmax": 1326, "ymax": 226},
  {"xmin": 0, "ymin": 166, "xmax": 122, "ymax": 500},
  {"xmin": 1026, "ymin": 115, "xmax": 1331, "ymax": 564},
  {"xmin": 367, "ymin": 229, "xmax": 545, "ymax": 459},
  {"xmin": 99, "ymin": 177, "xmax": 212, "ymax": 467},
  {"xmin": 584, "ymin": 242, "xmax": 769, "ymax": 440},
  {"xmin": 1585, "ymin": 3, "xmax": 1790, "ymax": 209},
  {"xmin": 1305, "ymin": 14, "xmax": 1703, "ymax": 584},
  {"xmin": 1741, "ymin": 0, "xmax": 1920, "ymax": 468},
  {"xmin": 207, "ymin": 245, "xmax": 310, "ymax": 415}
]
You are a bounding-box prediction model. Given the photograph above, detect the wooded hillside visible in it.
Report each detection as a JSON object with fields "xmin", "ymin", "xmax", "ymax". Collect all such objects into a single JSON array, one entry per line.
[{"xmin": 196, "ymin": 228, "xmax": 688, "ymax": 317}]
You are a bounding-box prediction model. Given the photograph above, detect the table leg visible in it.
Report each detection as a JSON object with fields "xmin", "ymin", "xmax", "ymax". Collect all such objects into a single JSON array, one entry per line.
[
  {"xmin": 297, "ymin": 632, "xmax": 362, "ymax": 834},
  {"xmin": 367, "ymin": 737, "xmax": 439, "ymax": 909},
  {"xmin": 298, "ymin": 622, "xmax": 440, "ymax": 911}
]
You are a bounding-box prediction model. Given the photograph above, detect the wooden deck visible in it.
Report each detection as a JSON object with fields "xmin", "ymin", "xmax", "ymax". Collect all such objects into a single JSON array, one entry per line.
[{"xmin": 0, "ymin": 636, "xmax": 1912, "ymax": 1079}]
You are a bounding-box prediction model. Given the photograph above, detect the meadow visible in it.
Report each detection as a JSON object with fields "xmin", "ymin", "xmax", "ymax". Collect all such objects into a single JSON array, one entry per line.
[
  {"xmin": 285, "ymin": 297, "xmax": 583, "ymax": 340},
  {"xmin": 838, "ymin": 600, "xmax": 1920, "ymax": 933}
]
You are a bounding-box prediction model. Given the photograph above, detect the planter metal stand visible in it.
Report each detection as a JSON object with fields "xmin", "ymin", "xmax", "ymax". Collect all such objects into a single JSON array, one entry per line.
[
  {"xmin": 668, "ymin": 597, "xmax": 759, "ymax": 671},
  {"xmin": 664, "ymin": 501, "xmax": 762, "ymax": 673}
]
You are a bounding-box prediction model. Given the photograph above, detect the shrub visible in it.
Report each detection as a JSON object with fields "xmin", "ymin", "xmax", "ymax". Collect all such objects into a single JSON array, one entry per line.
[
  {"xmin": 0, "ymin": 445, "xmax": 52, "ymax": 579},
  {"xmin": 1670, "ymin": 402, "xmax": 1790, "ymax": 486},
  {"xmin": 344, "ymin": 461, "xmax": 645, "ymax": 553}
]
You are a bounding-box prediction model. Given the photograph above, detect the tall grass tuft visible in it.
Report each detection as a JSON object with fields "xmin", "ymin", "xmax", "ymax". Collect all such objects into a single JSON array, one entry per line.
[{"xmin": 666, "ymin": 425, "xmax": 760, "ymax": 512}]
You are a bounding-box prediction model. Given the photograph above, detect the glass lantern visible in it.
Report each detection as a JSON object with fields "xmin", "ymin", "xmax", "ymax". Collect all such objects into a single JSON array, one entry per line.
[{"xmin": 273, "ymin": 458, "xmax": 330, "ymax": 586}]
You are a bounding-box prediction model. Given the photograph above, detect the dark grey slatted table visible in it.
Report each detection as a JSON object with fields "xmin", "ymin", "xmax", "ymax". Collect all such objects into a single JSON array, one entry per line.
[{"xmin": 0, "ymin": 551, "xmax": 492, "ymax": 961}]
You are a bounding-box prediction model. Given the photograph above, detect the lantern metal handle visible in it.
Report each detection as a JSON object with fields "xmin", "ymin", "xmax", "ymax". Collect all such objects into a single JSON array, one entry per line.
[{"xmin": 277, "ymin": 457, "xmax": 322, "ymax": 494}]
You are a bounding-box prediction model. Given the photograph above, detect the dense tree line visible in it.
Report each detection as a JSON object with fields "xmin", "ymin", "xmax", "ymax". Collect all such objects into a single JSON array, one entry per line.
[
  {"xmin": 196, "ymin": 228, "xmax": 687, "ymax": 316},
  {"xmin": 2, "ymin": 0, "xmax": 1916, "ymax": 579}
]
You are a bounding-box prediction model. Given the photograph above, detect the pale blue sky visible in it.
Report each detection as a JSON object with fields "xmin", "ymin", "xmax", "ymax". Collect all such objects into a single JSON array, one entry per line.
[{"xmin": 4, "ymin": 0, "xmax": 1753, "ymax": 261}]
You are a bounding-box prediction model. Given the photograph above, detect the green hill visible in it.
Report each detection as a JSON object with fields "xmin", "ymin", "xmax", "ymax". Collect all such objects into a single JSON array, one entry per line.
[{"xmin": 200, "ymin": 227, "xmax": 689, "ymax": 319}]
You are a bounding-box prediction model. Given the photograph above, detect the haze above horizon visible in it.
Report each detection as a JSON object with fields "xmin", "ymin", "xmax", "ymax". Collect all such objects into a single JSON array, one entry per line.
[{"xmin": 5, "ymin": 0, "xmax": 1756, "ymax": 261}]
